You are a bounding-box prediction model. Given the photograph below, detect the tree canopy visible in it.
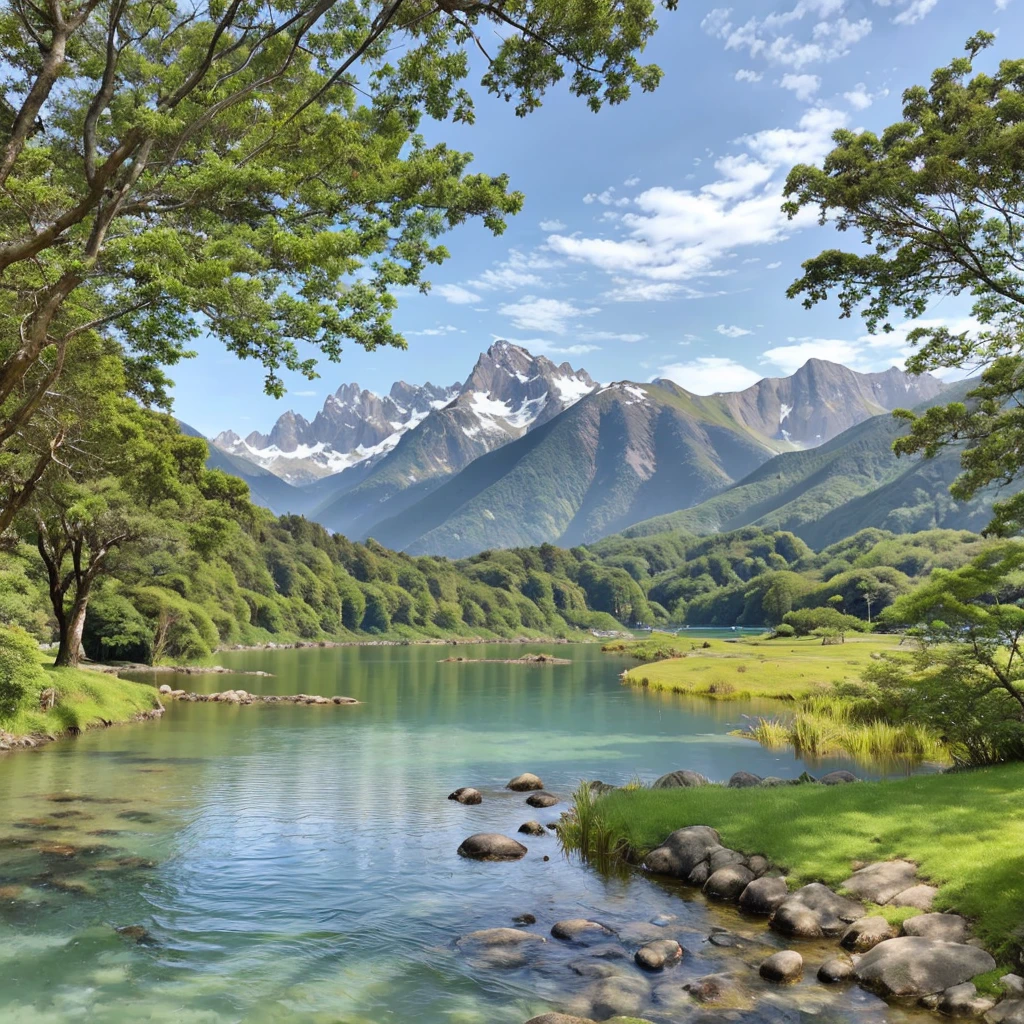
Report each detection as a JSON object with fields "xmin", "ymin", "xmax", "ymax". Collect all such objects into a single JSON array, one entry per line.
[{"xmin": 782, "ymin": 31, "xmax": 1024, "ymax": 535}]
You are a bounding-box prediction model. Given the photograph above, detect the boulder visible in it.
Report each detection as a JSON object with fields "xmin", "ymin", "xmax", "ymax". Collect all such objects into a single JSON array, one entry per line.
[
  {"xmin": 687, "ymin": 862, "xmax": 711, "ymax": 887},
  {"xmin": 508, "ymin": 773, "xmax": 544, "ymax": 792},
  {"xmin": 854, "ymin": 937, "xmax": 996, "ymax": 997},
  {"xmin": 448, "ymin": 787, "xmax": 482, "ymax": 805},
  {"xmin": 567, "ymin": 958, "xmax": 625, "ymax": 980},
  {"xmin": 841, "ymin": 916, "xmax": 897, "ymax": 952},
  {"xmin": 582, "ymin": 975, "xmax": 651, "ymax": 1019},
  {"xmin": 158, "ymin": 684, "xmax": 172, "ymax": 695},
  {"xmin": 551, "ymin": 919, "xmax": 615, "ymax": 943},
  {"xmin": 760, "ymin": 950, "xmax": 803, "ymax": 984},
  {"xmin": 643, "ymin": 825, "xmax": 720, "ymax": 878},
  {"xmin": 513, "ymin": 913, "xmax": 537, "ymax": 926},
  {"xmin": 615, "ymin": 921, "xmax": 669, "ymax": 946},
  {"xmin": 748, "ymin": 855, "xmax": 771, "ymax": 877},
  {"xmin": 843, "ymin": 860, "xmax": 919, "ymax": 904},
  {"xmin": 819, "ymin": 957, "xmax": 856, "ymax": 983},
  {"xmin": 903, "ymin": 913, "xmax": 971, "ymax": 944},
  {"xmin": 457, "ymin": 927, "xmax": 545, "ymax": 948},
  {"xmin": 728, "ymin": 771, "xmax": 762, "ymax": 788},
  {"xmin": 634, "ymin": 938, "xmax": 683, "ymax": 971},
  {"xmin": 652, "ymin": 770, "xmax": 709, "ymax": 789},
  {"xmin": 739, "ymin": 875, "xmax": 789, "ymax": 915},
  {"xmin": 708, "ymin": 846, "xmax": 747, "ymax": 871},
  {"xmin": 457, "ymin": 833, "xmax": 528, "ymax": 861},
  {"xmin": 1002, "ymin": 977, "xmax": 1024, "ymax": 998},
  {"xmin": 987, "ymin": 1001, "xmax": 1024, "ymax": 1024},
  {"xmin": 938, "ymin": 982, "xmax": 996, "ymax": 1016},
  {"xmin": 704, "ymin": 864, "xmax": 755, "ymax": 901},
  {"xmin": 771, "ymin": 883, "xmax": 863, "ymax": 938},
  {"xmin": 527, "ymin": 792, "xmax": 559, "ymax": 808},
  {"xmin": 760, "ymin": 776, "xmax": 798, "ymax": 787},
  {"xmin": 518, "ymin": 821, "xmax": 546, "ymax": 837},
  {"xmin": 820, "ymin": 770, "xmax": 859, "ymax": 785},
  {"xmin": 587, "ymin": 781, "xmax": 616, "ymax": 797},
  {"xmin": 684, "ymin": 973, "xmax": 749, "ymax": 1008},
  {"xmin": 889, "ymin": 884, "xmax": 937, "ymax": 911}
]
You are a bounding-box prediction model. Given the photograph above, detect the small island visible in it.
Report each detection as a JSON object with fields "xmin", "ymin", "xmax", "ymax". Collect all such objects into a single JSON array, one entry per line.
[{"xmin": 438, "ymin": 653, "xmax": 572, "ymax": 666}]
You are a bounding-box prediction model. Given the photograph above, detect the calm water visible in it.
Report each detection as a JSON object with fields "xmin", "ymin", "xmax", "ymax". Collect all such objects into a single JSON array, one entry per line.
[{"xmin": 0, "ymin": 639, "xmax": 916, "ymax": 1023}]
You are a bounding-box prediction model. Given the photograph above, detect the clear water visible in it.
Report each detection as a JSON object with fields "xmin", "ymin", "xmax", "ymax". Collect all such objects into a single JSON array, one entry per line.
[{"xmin": 0, "ymin": 640, "xmax": 921, "ymax": 1022}]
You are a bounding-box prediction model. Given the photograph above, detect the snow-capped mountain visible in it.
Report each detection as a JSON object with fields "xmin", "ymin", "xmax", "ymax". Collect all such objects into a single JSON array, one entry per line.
[{"xmin": 211, "ymin": 341, "xmax": 596, "ymax": 487}]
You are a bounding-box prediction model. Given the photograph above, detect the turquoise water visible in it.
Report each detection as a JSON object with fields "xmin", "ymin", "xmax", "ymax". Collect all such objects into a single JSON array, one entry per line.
[{"xmin": 0, "ymin": 640, "xmax": 917, "ymax": 1022}]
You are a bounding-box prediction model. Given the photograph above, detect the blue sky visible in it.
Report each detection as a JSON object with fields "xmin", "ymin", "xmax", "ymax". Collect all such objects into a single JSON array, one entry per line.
[{"xmin": 172, "ymin": 0, "xmax": 1022, "ymax": 436}]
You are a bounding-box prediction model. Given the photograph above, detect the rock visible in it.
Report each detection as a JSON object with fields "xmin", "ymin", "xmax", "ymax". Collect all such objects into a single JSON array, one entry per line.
[
  {"xmin": 797, "ymin": 771, "xmax": 817, "ymax": 784},
  {"xmin": 843, "ymin": 860, "xmax": 919, "ymax": 904},
  {"xmin": 728, "ymin": 771, "xmax": 762, "ymax": 788},
  {"xmin": 615, "ymin": 922, "xmax": 669, "ymax": 946},
  {"xmin": 650, "ymin": 913, "xmax": 676, "ymax": 926},
  {"xmin": 841, "ymin": 916, "xmax": 897, "ymax": 952},
  {"xmin": 939, "ymin": 982, "xmax": 996, "ymax": 1016},
  {"xmin": 551, "ymin": 919, "xmax": 614, "ymax": 943},
  {"xmin": 524, "ymin": 1016, "xmax": 597, "ymax": 1024},
  {"xmin": 1002, "ymin": 976, "xmax": 1024, "ymax": 997},
  {"xmin": 448, "ymin": 787, "xmax": 482, "ymax": 805},
  {"xmin": 854, "ymin": 937, "xmax": 996, "ymax": 997},
  {"xmin": 771, "ymin": 882, "xmax": 863, "ymax": 938},
  {"xmin": 987, "ymin": 1000, "xmax": 1024, "ymax": 1024},
  {"xmin": 903, "ymin": 913, "xmax": 971, "ymax": 944},
  {"xmin": 157, "ymin": 684, "xmax": 172, "ymax": 694},
  {"xmin": 819, "ymin": 957, "xmax": 855, "ymax": 983},
  {"xmin": 518, "ymin": 821, "xmax": 546, "ymax": 836},
  {"xmin": 567, "ymin": 958, "xmax": 625, "ymax": 980},
  {"xmin": 820, "ymin": 770, "xmax": 859, "ymax": 785},
  {"xmin": 684, "ymin": 973, "xmax": 749, "ymax": 1008},
  {"xmin": 115, "ymin": 925, "xmax": 153, "ymax": 944},
  {"xmin": 890, "ymin": 884, "xmax": 938, "ymax": 910},
  {"xmin": 527, "ymin": 792, "xmax": 559, "ymax": 808},
  {"xmin": 739, "ymin": 875, "xmax": 789, "ymax": 915},
  {"xmin": 583, "ymin": 975, "xmax": 651, "ymax": 1019},
  {"xmin": 652, "ymin": 770, "xmax": 709, "ymax": 789},
  {"xmin": 760, "ymin": 776, "xmax": 798, "ymax": 787},
  {"xmin": 513, "ymin": 913, "xmax": 536, "ymax": 925},
  {"xmin": 687, "ymin": 862, "xmax": 711, "ymax": 887},
  {"xmin": 643, "ymin": 825, "xmax": 720, "ymax": 879},
  {"xmin": 708, "ymin": 846, "xmax": 747, "ymax": 871},
  {"xmin": 704, "ymin": 864, "xmax": 755, "ymax": 901},
  {"xmin": 587, "ymin": 781, "xmax": 617, "ymax": 797},
  {"xmin": 634, "ymin": 938, "xmax": 683, "ymax": 971},
  {"xmin": 748, "ymin": 854, "xmax": 771, "ymax": 877},
  {"xmin": 760, "ymin": 950, "xmax": 803, "ymax": 983},
  {"xmin": 507, "ymin": 773, "xmax": 544, "ymax": 791},
  {"xmin": 457, "ymin": 833, "xmax": 527, "ymax": 861},
  {"xmin": 457, "ymin": 927, "xmax": 545, "ymax": 948}
]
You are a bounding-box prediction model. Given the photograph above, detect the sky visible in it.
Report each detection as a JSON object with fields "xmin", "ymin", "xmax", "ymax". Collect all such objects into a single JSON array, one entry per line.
[{"xmin": 170, "ymin": 0, "xmax": 1022, "ymax": 437}]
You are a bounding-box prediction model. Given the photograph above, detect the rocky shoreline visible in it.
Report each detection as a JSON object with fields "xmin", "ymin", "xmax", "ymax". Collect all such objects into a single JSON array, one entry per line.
[
  {"xmin": 0, "ymin": 707, "xmax": 165, "ymax": 755},
  {"xmin": 439, "ymin": 653, "xmax": 573, "ymax": 666},
  {"xmin": 156, "ymin": 685, "xmax": 359, "ymax": 706},
  {"xmin": 215, "ymin": 635, "xmax": 574, "ymax": 653},
  {"xmin": 445, "ymin": 767, "xmax": 1022, "ymax": 1024}
]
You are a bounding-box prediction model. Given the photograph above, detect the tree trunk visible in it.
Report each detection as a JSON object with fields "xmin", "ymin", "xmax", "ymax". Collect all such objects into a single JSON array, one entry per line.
[{"xmin": 54, "ymin": 589, "xmax": 91, "ymax": 668}]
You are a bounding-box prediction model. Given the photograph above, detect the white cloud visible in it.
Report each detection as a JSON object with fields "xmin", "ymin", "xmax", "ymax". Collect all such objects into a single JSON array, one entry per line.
[
  {"xmin": 735, "ymin": 69, "xmax": 763, "ymax": 82},
  {"xmin": 293, "ymin": 390, "xmax": 317, "ymax": 397},
  {"xmin": 889, "ymin": 0, "xmax": 939, "ymax": 25},
  {"xmin": 580, "ymin": 330, "xmax": 647, "ymax": 342},
  {"xmin": 407, "ymin": 324, "xmax": 462, "ymax": 336},
  {"xmin": 995, "ymin": 0, "xmax": 1011, "ymax": 9},
  {"xmin": 657, "ymin": 357, "xmax": 763, "ymax": 394},
  {"xmin": 767, "ymin": 261, "xmax": 783, "ymax": 269},
  {"xmin": 584, "ymin": 187, "xmax": 631, "ymax": 208},
  {"xmin": 623, "ymin": 176, "xmax": 641, "ymax": 187},
  {"xmin": 780, "ymin": 73, "xmax": 821, "ymax": 100},
  {"xmin": 539, "ymin": 219, "xmax": 567, "ymax": 231},
  {"xmin": 717, "ymin": 323, "xmax": 753, "ymax": 337},
  {"xmin": 434, "ymin": 283, "xmax": 481, "ymax": 305},
  {"xmin": 844, "ymin": 83, "xmax": 873, "ymax": 109},
  {"xmin": 762, "ymin": 337, "xmax": 870, "ymax": 374},
  {"xmin": 466, "ymin": 248, "xmax": 561, "ymax": 292},
  {"xmin": 703, "ymin": 2, "xmax": 872, "ymax": 70},
  {"xmin": 497, "ymin": 296, "xmax": 600, "ymax": 334}
]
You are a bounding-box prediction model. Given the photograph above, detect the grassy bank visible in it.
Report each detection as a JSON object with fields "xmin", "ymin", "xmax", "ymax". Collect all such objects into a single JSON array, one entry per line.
[
  {"xmin": 616, "ymin": 634, "xmax": 904, "ymax": 700},
  {"xmin": 1, "ymin": 654, "xmax": 161, "ymax": 742},
  {"xmin": 564, "ymin": 766, "xmax": 1024, "ymax": 960}
]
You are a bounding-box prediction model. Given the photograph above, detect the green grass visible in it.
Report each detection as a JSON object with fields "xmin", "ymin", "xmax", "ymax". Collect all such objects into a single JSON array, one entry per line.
[
  {"xmin": 1, "ymin": 654, "xmax": 160, "ymax": 739},
  {"xmin": 564, "ymin": 764, "xmax": 1024, "ymax": 960},
  {"xmin": 620, "ymin": 634, "xmax": 904, "ymax": 700}
]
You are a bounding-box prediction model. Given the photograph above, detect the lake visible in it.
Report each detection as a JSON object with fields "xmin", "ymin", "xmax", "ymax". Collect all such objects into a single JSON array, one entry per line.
[{"xmin": 0, "ymin": 639, "xmax": 924, "ymax": 1022}]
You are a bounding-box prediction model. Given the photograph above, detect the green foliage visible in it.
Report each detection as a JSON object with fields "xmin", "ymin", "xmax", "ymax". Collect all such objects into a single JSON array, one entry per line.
[
  {"xmin": 0, "ymin": 625, "xmax": 45, "ymax": 720},
  {"xmin": 782, "ymin": 32, "xmax": 1024, "ymax": 535},
  {"xmin": 783, "ymin": 607, "xmax": 871, "ymax": 636}
]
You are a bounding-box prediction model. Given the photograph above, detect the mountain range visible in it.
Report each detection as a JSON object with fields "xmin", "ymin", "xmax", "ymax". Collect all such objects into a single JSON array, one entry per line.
[{"xmin": 202, "ymin": 342, "xmax": 956, "ymax": 556}]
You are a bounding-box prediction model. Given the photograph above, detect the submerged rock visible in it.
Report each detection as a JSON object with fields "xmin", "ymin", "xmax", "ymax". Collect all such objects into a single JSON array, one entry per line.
[
  {"xmin": 508, "ymin": 773, "xmax": 545, "ymax": 792},
  {"xmin": 524, "ymin": 1016, "xmax": 597, "ymax": 1024},
  {"xmin": 652, "ymin": 770, "xmax": 709, "ymax": 789},
  {"xmin": 684, "ymin": 972, "xmax": 749, "ymax": 1008},
  {"xmin": 818, "ymin": 957, "xmax": 856, "ymax": 983},
  {"xmin": 760, "ymin": 950, "xmax": 803, "ymax": 983},
  {"xmin": 518, "ymin": 821, "xmax": 546, "ymax": 837},
  {"xmin": 634, "ymin": 938, "xmax": 683, "ymax": 971},
  {"xmin": 448, "ymin": 787, "xmax": 482, "ymax": 805},
  {"xmin": 643, "ymin": 825, "xmax": 720, "ymax": 878},
  {"xmin": 551, "ymin": 919, "xmax": 615, "ymax": 944},
  {"xmin": 582, "ymin": 974, "xmax": 651, "ymax": 1019},
  {"xmin": 457, "ymin": 927, "xmax": 545, "ymax": 948},
  {"xmin": 854, "ymin": 936, "xmax": 996, "ymax": 997},
  {"xmin": 527, "ymin": 792, "xmax": 559, "ymax": 808},
  {"xmin": 457, "ymin": 833, "xmax": 528, "ymax": 861}
]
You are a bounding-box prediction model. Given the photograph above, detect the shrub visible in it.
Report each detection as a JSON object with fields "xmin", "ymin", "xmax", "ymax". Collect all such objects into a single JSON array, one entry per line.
[
  {"xmin": 770, "ymin": 623, "xmax": 796, "ymax": 638},
  {"xmin": 783, "ymin": 607, "xmax": 869, "ymax": 636},
  {"xmin": 0, "ymin": 625, "xmax": 45, "ymax": 722}
]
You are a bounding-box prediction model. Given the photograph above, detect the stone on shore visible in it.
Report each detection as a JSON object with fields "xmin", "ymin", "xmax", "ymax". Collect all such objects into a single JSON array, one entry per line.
[
  {"xmin": 819, "ymin": 957, "xmax": 856, "ymax": 983},
  {"xmin": 1002, "ymin": 976, "xmax": 1024, "ymax": 998},
  {"xmin": 518, "ymin": 821, "xmax": 546, "ymax": 836},
  {"xmin": 771, "ymin": 883, "xmax": 863, "ymax": 938},
  {"xmin": 704, "ymin": 864, "xmax": 755, "ymax": 901},
  {"xmin": 841, "ymin": 916, "xmax": 897, "ymax": 952},
  {"xmin": 158, "ymin": 684, "xmax": 172, "ymax": 694},
  {"xmin": 739, "ymin": 875, "xmax": 789, "ymax": 915},
  {"xmin": 820, "ymin": 770, "xmax": 859, "ymax": 785},
  {"xmin": 652, "ymin": 770, "xmax": 709, "ymax": 789},
  {"xmin": 708, "ymin": 846, "xmax": 747, "ymax": 871},
  {"xmin": 642, "ymin": 825, "xmax": 720, "ymax": 878},
  {"xmin": 889, "ymin": 884, "xmax": 937, "ymax": 910},
  {"xmin": 854, "ymin": 936, "xmax": 996, "ymax": 997},
  {"xmin": 842, "ymin": 860, "xmax": 919, "ymax": 904},
  {"xmin": 634, "ymin": 938, "xmax": 683, "ymax": 971},
  {"xmin": 448, "ymin": 787, "xmax": 482, "ymax": 805},
  {"xmin": 747, "ymin": 854, "xmax": 771, "ymax": 877},
  {"xmin": 587, "ymin": 781, "xmax": 616, "ymax": 797},
  {"xmin": 903, "ymin": 913, "xmax": 971, "ymax": 944},
  {"xmin": 938, "ymin": 982, "xmax": 996, "ymax": 1016},
  {"xmin": 687, "ymin": 862, "xmax": 711, "ymax": 887},
  {"xmin": 457, "ymin": 833, "xmax": 527, "ymax": 861},
  {"xmin": 551, "ymin": 919, "xmax": 615, "ymax": 943},
  {"xmin": 508, "ymin": 773, "xmax": 544, "ymax": 792},
  {"xmin": 759, "ymin": 950, "xmax": 803, "ymax": 983},
  {"xmin": 728, "ymin": 771, "xmax": 762, "ymax": 788},
  {"xmin": 987, "ymin": 1000, "xmax": 1024, "ymax": 1024},
  {"xmin": 527, "ymin": 792, "xmax": 559, "ymax": 808}
]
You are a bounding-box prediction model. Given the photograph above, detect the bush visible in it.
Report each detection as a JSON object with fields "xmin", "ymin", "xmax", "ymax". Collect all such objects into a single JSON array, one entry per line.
[
  {"xmin": 0, "ymin": 625, "xmax": 45, "ymax": 722},
  {"xmin": 783, "ymin": 607, "xmax": 869, "ymax": 636},
  {"xmin": 770, "ymin": 623, "xmax": 796, "ymax": 638}
]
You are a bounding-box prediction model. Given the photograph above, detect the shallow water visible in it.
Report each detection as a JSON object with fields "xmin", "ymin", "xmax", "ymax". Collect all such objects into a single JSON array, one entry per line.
[{"xmin": 0, "ymin": 639, "xmax": 925, "ymax": 1022}]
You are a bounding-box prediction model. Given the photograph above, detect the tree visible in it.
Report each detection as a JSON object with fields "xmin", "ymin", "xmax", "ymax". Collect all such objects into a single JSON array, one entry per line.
[
  {"xmin": 0, "ymin": 0, "xmax": 676, "ymax": 522},
  {"xmin": 782, "ymin": 32, "xmax": 1024, "ymax": 535}
]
